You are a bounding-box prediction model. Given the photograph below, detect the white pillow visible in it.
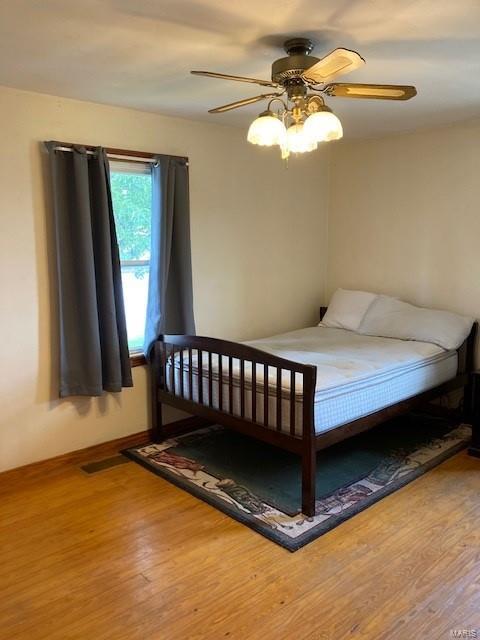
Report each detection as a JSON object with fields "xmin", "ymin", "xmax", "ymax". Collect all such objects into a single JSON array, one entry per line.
[
  {"xmin": 358, "ymin": 295, "xmax": 474, "ymax": 350},
  {"xmin": 321, "ymin": 288, "xmax": 378, "ymax": 332}
]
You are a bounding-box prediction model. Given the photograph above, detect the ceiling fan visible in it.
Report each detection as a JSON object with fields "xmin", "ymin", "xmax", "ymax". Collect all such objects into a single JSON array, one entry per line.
[{"xmin": 191, "ymin": 38, "xmax": 417, "ymax": 158}]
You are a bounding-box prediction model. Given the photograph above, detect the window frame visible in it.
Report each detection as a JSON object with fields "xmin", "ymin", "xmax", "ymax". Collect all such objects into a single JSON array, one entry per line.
[{"xmin": 130, "ymin": 352, "xmax": 147, "ymax": 367}]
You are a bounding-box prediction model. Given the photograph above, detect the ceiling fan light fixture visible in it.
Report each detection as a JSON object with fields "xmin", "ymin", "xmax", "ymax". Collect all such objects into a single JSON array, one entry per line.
[
  {"xmin": 285, "ymin": 123, "xmax": 318, "ymax": 154},
  {"xmin": 247, "ymin": 111, "xmax": 287, "ymax": 147},
  {"xmin": 304, "ymin": 106, "xmax": 343, "ymax": 142},
  {"xmin": 195, "ymin": 37, "xmax": 417, "ymax": 159},
  {"xmin": 280, "ymin": 142, "xmax": 290, "ymax": 160}
]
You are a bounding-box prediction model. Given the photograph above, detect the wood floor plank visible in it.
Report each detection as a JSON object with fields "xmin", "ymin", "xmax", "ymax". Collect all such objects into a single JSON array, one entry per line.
[{"xmin": 0, "ymin": 446, "xmax": 479, "ymax": 639}]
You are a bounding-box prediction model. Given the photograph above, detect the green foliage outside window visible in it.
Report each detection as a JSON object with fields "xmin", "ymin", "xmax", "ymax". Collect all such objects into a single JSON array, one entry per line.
[{"xmin": 110, "ymin": 171, "xmax": 152, "ymax": 266}]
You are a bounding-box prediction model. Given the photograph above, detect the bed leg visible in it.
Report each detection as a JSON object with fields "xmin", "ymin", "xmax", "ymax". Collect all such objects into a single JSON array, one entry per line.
[
  {"xmin": 468, "ymin": 373, "xmax": 480, "ymax": 458},
  {"xmin": 302, "ymin": 442, "xmax": 316, "ymax": 517},
  {"xmin": 463, "ymin": 376, "xmax": 474, "ymax": 422},
  {"xmin": 152, "ymin": 401, "xmax": 164, "ymax": 443},
  {"xmin": 468, "ymin": 422, "xmax": 480, "ymax": 458},
  {"xmin": 150, "ymin": 348, "xmax": 164, "ymax": 444}
]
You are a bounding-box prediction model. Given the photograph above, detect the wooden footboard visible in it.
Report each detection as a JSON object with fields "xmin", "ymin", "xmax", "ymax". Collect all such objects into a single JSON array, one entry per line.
[
  {"xmin": 151, "ymin": 335, "xmax": 318, "ymax": 515},
  {"xmin": 152, "ymin": 335, "xmax": 317, "ymax": 447}
]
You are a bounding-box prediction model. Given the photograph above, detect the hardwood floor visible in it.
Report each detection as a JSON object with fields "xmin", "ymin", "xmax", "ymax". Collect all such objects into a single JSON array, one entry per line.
[{"xmin": 1, "ymin": 438, "xmax": 480, "ymax": 640}]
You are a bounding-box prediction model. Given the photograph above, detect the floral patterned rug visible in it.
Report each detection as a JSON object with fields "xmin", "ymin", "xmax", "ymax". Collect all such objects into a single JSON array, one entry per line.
[{"xmin": 123, "ymin": 414, "xmax": 471, "ymax": 551}]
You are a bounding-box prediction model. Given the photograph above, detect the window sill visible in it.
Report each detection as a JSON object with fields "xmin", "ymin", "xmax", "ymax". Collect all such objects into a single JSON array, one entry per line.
[{"xmin": 130, "ymin": 352, "xmax": 146, "ymax": 367}]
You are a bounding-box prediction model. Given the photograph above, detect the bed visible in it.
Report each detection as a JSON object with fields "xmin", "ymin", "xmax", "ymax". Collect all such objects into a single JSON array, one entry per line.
[{"xmin": 151, "ymin": 303, "xmax": 477, "ymax": 516}]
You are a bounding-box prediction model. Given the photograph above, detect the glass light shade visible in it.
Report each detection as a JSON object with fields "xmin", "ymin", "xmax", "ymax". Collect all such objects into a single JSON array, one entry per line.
[
  {"xmin": 285, "ymin": 123, "xmax": 318, "ymax": 154},
  {"xmin": 247, "ymin": 112, "xmax": 287, "ymax": 147},
  {"xmin": 304, "ymin": 109, "xmax": 343, "ymax": 142}
]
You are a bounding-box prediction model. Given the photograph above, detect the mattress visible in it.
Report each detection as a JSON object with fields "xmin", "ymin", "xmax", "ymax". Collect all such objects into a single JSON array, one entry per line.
[{"xmin": 166, "ymin": 327, "xmax": 458, "ymax": 436}]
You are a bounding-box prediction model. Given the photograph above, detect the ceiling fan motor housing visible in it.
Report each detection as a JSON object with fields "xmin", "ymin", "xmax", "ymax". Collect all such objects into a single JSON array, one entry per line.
[{"xmin": 271, "ymin": 38, "xmax": 319, "ymax": 85}]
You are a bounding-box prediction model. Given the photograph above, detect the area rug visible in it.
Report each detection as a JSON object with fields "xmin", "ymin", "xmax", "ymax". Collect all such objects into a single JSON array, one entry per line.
[{"xmin": 123, "ymin": 414, "xmax": 471, "ymax": 551}]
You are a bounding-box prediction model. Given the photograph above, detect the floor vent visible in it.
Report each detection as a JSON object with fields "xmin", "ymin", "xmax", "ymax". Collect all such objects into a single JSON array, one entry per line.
[{"xmin": 80, "ymin": 455, "xmax": 130, "ymax": 474}]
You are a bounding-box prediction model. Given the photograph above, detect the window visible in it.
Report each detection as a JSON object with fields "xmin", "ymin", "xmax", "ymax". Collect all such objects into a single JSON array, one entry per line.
[{"xmin": 110, "ymin": 160, "xmax": 153, "ymax": 353}]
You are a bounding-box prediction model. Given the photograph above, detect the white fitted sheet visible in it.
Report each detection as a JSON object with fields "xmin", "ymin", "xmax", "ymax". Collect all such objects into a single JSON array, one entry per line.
[{"xmin": 167, "ymin": 327, "xmax": 458, "ymax": 435}]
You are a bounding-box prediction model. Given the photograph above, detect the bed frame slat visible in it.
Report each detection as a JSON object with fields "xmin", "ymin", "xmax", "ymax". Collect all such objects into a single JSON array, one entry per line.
[
  {"xmin": 218, "ymin": 354, "xmax": 223, "ymax": 412},
  {"xmin": 264, "ymin": 364, "xmax": 269, "ymax": 427},
  {"xmin": 290, "ymin": 370, "xmax": 296, "ymax": 435},
  {"xmin": 179, "ymin": 349, "xmax": 184, "ymax": 398},
  {"xmin": 276, "ymin": 368, "xmax": 282, "ymax": 431},
  {"xmin": 228, "ymin": 356, "xmax": 233, "ymax": 414},
  {"xmin": 240, "ymin": 359, "xmax": 245, "ymax": 417},
  {"xmin": 169, "ymin": 345, "xmax": 175, "ymax": 394},
  {"xmin": 198, "ymin": 349, "xmax": 203, "ymax": 403},
  {"xmin": 208, "ymin": 351, "xmax": 213, "ymax": 408},
  {"xmin": 188, "ymin": 348, "xmax": 193, "ymax": 400},
  {"xmin": 252, "ymin": 361, "xmax": 257, "ymax": 423}
]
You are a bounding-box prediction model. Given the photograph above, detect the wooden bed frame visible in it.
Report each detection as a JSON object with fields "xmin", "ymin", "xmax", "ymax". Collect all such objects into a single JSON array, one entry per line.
[{"xmin": 150, "ymin": 308, "xmax": 478, "ymax": 517}]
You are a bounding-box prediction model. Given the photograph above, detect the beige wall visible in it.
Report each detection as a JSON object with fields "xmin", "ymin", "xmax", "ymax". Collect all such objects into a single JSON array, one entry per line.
[
  {"xmin": 0, "ymin": 85, "xmax": 329, "ymax": 472},
  {"xmin": 7, "ymin": 83, "xmax": 475, "ymax": 473},
  {"xmin": 328, "ymin": 119, "xmax": 480, "ymax": 322}
]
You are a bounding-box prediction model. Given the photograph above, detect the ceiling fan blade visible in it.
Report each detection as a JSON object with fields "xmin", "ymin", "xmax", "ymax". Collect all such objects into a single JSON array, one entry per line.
[
  {"xmin": 302, "ymin": 48, "xmax": 365, "ymax": 84},
  {"xmin": 324, "ymin": 83, "xmax": 417, "ymax": 100},
  {"xmin": 191, "ymin": 70, "xmax": 278, "ymax": 88},
  {"xmin": 208, "ymin": 93, "xmax": 281, "ymax": 114}
]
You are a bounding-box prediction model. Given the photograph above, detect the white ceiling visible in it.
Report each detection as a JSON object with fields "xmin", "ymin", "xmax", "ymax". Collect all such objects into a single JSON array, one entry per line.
[{"xmin": 0, "ymin": 0, "xmax": 479, "ymax": 137}]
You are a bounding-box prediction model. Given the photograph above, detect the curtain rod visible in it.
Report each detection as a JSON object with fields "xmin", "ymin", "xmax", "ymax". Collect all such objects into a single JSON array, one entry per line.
[{"xmin": 46, "ymin": 141, "xmax": 188, "ymax": 165}]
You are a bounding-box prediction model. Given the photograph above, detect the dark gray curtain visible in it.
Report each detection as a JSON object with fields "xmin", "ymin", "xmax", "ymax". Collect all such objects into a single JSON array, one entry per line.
[
  {"xmin": 45, "ymin": 143, "xmax": 133, "ymax": 397},
  {"xmin": 144, "ymin": 156, "xmax": 195, "ymax": 357}
]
